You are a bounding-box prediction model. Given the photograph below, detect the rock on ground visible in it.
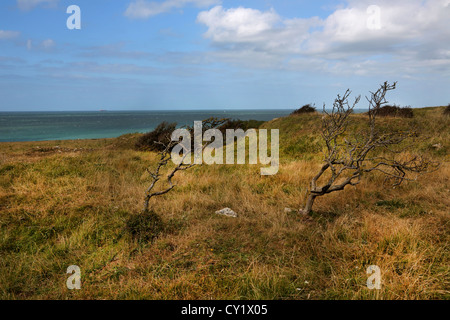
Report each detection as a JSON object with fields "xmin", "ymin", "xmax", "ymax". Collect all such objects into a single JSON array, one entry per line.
[{"xmin": 215, "ymin": 208, "xmax": 238, "ymax": 218}]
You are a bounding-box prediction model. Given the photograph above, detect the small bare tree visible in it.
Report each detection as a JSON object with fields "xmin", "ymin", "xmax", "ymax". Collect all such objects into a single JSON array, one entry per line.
[
  {"xmin": 142, "ymin": 117, "xmax": 228, "ymax": 213},
  {"xmin": 300, "ymin": 81, "xmax": 438, "ymax": 215}
]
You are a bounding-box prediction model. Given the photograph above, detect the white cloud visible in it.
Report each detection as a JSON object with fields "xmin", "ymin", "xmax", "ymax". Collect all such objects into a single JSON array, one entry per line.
[
  {"xmin": 0, "ymin": 30, "xmax": 20, "ymax": 40},
  {"xmin": 197, "ymin": 6, "xmax": 280, "ymax": 42},
  {"xmin": 17, "ymin": 0, "xmax": 59, "ymax": 11},
  {"xmin": 306, "ymin": 0, "xmax": 450, "ymax": 56},
  {"xmin": 26, "ymin": 39, "xmax": 56, "ymax": 51},
  {"xmin": 125, "ymin": 0, "xmax": 219, "ymax": 19},
  {"xmin": 197, "ymin": 6, "xmax": 321, "ymax": 55},
  {"xmin": 197, "ymin": 1, "xmax": 450, "ymax": 76}
]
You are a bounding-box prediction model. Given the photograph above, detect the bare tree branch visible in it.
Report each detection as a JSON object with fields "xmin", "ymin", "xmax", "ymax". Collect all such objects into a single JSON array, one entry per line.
[
  {"xmin": 142, "ymin": 118, "xmax": 228, "ymax": 213},
  {"xmin": 300, "ymin": 82, "xmax": 440, "ymax": 215}
]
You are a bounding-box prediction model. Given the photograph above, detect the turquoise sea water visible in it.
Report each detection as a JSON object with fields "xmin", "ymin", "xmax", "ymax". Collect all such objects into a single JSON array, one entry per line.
[{"xmin": 0, "ymin": 110, "xmax": 293, "ymax": 142}]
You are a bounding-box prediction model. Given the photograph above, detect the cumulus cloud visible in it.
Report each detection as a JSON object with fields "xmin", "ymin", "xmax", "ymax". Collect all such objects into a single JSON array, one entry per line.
[
  {"xmin": 307, "ymin": 0, "xmax": 450, "ymax": 56},
  {"xmin": 197, "ymin": 6, "xmax": 321, "ymax": 55},
  {"xmin": 0, "ymin": 30, "xmax": 20, "ymax": 40},
  {"xmin": 125, "ymin": 0, "xmax": 220, "ymax": 19},
  {"xmin": 197, "ymin": 6, "xmax": 280, "ymax": 42},
  {"xmin": 17, "ymin": 0, "xmax": 59, "ymax": 11},
  {"xmin": 197, "ymin": 1, "xmax": 450, "ymax": 76}
]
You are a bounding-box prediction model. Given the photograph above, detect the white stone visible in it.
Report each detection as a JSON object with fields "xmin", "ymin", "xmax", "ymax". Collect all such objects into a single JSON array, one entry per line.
[{"xmin": 215, "ymin": 208, "xmax": 237, "ymax": 218}]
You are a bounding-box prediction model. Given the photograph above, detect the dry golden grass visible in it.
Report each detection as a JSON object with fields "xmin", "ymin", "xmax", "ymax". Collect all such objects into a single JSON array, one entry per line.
[{"xmin": 0, "ymin": 107, "xmax": 448, "ymax": 300}]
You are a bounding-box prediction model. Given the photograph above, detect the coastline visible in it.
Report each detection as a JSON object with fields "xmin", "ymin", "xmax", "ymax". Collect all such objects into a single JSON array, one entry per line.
[{"xmin": 0, "ymin": 106, "xmax": 448, "ymax": 299}]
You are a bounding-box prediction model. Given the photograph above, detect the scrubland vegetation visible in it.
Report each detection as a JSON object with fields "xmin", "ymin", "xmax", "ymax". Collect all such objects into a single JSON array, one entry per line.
[
  {"xmin": 0, "ymin": 106, "xmax": 448, "ymax": 300},
  {"xmin": 373, "ymin": 105, "xmax": 414, "ymax": 118},
  {"xmin": 290, "ymin": 104, "xmax": 317, "ymax": 115}
]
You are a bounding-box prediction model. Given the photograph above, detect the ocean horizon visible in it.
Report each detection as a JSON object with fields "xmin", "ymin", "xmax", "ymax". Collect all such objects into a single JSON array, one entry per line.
[
  {"xmin": 0, "ymin": 109, "xmax": 371, "ymax": 143},
  {"xmin": 0, "ymin": 109, "xmax": 294, "ymax": 143}
]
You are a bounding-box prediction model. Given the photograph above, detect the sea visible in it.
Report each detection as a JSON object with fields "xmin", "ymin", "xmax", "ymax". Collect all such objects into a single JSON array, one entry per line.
[{"xmin": 0, "ymin": 110, "xmax": 294, "ymax": 143}]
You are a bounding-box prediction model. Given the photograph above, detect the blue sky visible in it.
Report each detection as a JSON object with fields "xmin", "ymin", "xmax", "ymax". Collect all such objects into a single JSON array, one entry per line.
[{"xmin": 0, "ymin": 0, "xmax": 449, "ymax": 111}]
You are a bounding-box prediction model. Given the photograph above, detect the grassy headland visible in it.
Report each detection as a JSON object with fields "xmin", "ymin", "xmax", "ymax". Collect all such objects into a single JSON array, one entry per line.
[{"xmin": 0, "ymin": 107, "xmax": 448, "ymax": 299}]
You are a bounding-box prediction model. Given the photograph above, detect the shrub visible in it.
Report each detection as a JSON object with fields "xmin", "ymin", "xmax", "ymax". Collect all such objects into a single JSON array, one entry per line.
[
  {"xmin": 135, "ymin": 122, "xmax": 177, "ymax": 151},
  {"xmin": 371, "ymin": 105, "xmax": 414, "ymax": 118},
  {"xmin": 126, "ymin": 211, "xmax": 164, "ymax": 243},
  {"xmin": 291, "ymin": 104, "xmax": 316, "ymax": 115},
  {"xmin": 397, "ymin": 106, "xmax": 414, "ymax": 118},
  {"xmin": 218, "ymin": 119, "xmax": 265, "ymax": 132},
  {"xmin": 444, "ymin": 104, "xmax": 450, "ymax": 116}
]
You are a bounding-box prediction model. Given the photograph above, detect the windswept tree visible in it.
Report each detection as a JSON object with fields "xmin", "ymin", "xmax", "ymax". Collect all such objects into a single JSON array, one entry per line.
[
  {"xmin": 300, "ymin": 82, "xmax": 438, "ymax": 215},
  {"xmin": 142, "ymin": 117, "xmax": 228, "ymax": 213}
]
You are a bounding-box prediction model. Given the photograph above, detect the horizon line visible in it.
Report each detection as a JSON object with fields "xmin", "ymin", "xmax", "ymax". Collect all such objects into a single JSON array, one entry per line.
[{"xmin": 0, "ymin": 105, "xmax": 445, "ymax": 113}]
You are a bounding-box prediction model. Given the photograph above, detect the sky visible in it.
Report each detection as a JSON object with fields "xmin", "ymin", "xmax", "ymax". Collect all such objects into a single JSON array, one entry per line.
[{"xmin": 0, "ymin": 0, "xmax": 449, "ymax": 111}]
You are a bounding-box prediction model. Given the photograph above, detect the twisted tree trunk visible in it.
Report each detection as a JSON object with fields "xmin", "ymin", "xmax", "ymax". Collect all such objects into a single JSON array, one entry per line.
[{"xmin": 300, "ymin": 192, "xmax": 316, "ymax": 215}]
